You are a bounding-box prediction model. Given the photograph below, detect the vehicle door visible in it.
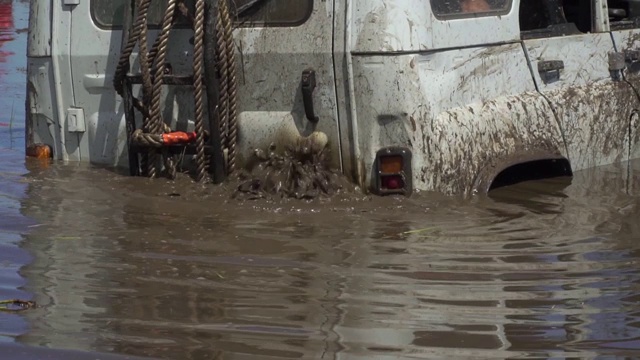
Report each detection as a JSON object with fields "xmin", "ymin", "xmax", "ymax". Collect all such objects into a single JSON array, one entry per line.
[
  {"xmin": 609, "ymin": 0, "xmax": 640, "ymax": 162},
  {"xmin": 69, "ymin": 0, "xmax": 341, "ymax": 168},
  {"xmin": 520, "ymin": 0, "xmax": 639, "ymax": 171}
]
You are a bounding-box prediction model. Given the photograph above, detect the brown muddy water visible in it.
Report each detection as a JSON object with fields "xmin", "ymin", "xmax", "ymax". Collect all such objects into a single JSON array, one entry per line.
[{"xmin": 2, "ymin": 2, "xmax": 640, "ymax": 359}]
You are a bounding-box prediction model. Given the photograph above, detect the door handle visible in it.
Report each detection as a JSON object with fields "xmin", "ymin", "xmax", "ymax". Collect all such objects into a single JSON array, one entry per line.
[
  {"xmin": 538, "ymin": 60, "xmax": 564, "ymax": 73},
  {"xmin": 538, "ymin": 60, "xmax": 564, "ymax": 83},
  {"xmin": 301, "ymin": 69, "xmax": 319, "ymax": 123}
]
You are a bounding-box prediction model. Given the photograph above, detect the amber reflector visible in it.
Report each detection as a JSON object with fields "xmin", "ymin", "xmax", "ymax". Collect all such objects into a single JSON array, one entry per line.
[{"xmin": 380, "ymin": 155, "xmax": 403, "ymax": 174}]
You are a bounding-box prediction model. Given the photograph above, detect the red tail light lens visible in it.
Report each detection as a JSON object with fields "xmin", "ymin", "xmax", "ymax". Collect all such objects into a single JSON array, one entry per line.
[
  {"xmin": 375, "ymin": 147, "xmax": 412, "ymax": 196},
  {"xmin": 381, "ymin": 175, "xmax": 404, "ymax": 190}
]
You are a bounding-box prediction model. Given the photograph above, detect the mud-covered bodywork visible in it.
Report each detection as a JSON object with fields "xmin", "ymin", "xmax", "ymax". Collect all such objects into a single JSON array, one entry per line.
[
  {"xmin": 523, "ymin": 33, "xmax": 639, "ymax": 172},
  {"xmin": 350, "ymin": 45, "xmax": 565, "ymax": 195},
  {"xmin": 25, "ymin": 0, "xmax": 640, "ymax": 195},
  {"xmin": 345, "ymin": 0, "xmax": 640, "ymax": 194},
  {"xmin": 611, "ymin": 27, "xmax": 640, "ymax": 163}
]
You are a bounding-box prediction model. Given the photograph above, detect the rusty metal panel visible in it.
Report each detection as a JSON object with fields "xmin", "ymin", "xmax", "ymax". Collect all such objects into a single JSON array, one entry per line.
[
  {"xmin": 350, "ymin": 44, "xmax": 565, "ymax": 195},
  {"xmin": 523, "ymin": 34, "xmax": 636, "ymax": 171},
  {"xmin": 350, "ymin": 0, "xmax": 520, "ymax": 53}
]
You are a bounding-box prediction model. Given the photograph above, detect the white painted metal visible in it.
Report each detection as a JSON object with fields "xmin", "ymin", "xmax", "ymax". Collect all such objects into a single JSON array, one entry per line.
[
  {"xmin": 66, "ymin": 107, "xmax": 86, "ymax": 133},
  {"xmin": 350, "ymin": 0, "xmax": 519, "ymax": 53},
  {"xmin": 231, "ymin": 1, "xmax": 342, "ymax": 169},
  {"xmin": 610, "ymin": 8, "xmax": 640, "ymax": 163},
  {"xmin": 345, "ymin": 0, "xmax": 567, "ymax": 194},
  {"xmin": 522, "ymin": 32, "xmax": 637, "ymax": 172},
  {"xmin": 26, "ymin": 59, "xmax": 56, "ymax": 147},
  {"xmin": 51, "ymin": 2, "xmax": 79, "ymax": 162},
  {"xmin": 64, "ymin": 0, "xmax": 343, "ymax": 169},
  {"xmin": 26, "ymin": 0, "xmax": 51, "ymax": 57},
  {"xmin": 592, "ymin": 0, "xmax": 609, "ymax": 33},
  {"xmin": 349, "ymin": 44, "xmax": 565, "ymax": 194}
]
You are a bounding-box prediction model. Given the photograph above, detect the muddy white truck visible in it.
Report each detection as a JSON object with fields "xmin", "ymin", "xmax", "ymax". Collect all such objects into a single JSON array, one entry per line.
[{"xmin": 24, "ymin": 0, "xmax": 640, "ymax": 195}]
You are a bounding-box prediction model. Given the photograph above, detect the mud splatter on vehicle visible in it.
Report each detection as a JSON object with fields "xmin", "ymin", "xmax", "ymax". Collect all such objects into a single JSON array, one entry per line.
[{"xmin": 235, "ymin": 132, "xmax": 355, "ymax": 200}]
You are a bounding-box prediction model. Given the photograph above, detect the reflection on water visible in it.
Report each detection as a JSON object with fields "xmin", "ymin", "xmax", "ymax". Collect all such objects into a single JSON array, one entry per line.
[
  {"xmin": 0, "ymin": 0, "xmax": 15, "ymax": 74},
  {"xmin": 11, "ymin": 159, "xmax": 640, "ymax": 359},
  {"xmin": 0, "ymin": 0, "xmax": 23, "ymax": 152},
  {"xmin": 0, "ymin": 0, "xmax": 640, "ymax": 358},
  {"xmin": 0, "ymin": 0, "xmax": 31, "ymax": 346}
]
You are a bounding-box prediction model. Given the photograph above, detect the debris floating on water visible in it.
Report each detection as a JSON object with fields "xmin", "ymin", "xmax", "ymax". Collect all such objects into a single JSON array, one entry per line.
[{"xmin": 0, "ymin": 299, "xmax": 36, "ymax": 312}]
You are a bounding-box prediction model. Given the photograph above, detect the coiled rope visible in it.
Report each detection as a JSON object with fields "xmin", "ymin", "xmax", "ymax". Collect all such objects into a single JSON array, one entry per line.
[{"xmin": 113, "ymin": 0, "xmax": 239, "ymax": 181}]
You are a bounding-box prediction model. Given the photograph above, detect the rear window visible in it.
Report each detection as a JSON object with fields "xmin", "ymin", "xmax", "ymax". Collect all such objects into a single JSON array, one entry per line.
[
  {"xmin": 430, "ymin": 0, "xmax": 511, "ymax": 18},
  {"xmin": 91, "ymin": 0, "xmax": 313, "ymax": 28}
]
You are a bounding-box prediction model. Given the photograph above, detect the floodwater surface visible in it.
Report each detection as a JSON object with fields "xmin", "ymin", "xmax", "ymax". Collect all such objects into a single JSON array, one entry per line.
[{"xmin": 2, "ymin": 1, "xmax": 640, "ymax": 359}]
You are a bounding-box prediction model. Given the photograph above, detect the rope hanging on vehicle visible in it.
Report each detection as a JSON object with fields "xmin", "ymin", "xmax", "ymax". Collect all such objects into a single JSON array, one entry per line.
[
  {"xmin": 113, "ymin": 0, "xmax": 239, "ymax": 181},
  {"xmin": 215, "ymin": 0, "xmax": 238, "ymax": 174}
]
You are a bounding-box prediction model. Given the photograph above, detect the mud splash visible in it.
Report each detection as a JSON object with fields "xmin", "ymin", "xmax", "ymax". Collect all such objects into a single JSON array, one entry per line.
[{"xmin": 234, "ymin": 132, "xmax": 354, "ymax": 200}]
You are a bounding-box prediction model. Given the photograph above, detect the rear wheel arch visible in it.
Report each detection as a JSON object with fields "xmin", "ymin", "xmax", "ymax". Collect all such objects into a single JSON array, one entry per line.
[{"xmin": 473, "ymin": 150, "xmax": 572, "ymax": 193}]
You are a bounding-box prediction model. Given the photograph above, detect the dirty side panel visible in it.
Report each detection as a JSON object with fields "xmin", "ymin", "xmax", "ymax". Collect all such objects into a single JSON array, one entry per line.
[
  {"xmin": 350, "ymin": 0, "xmax": 520, "ymax": 53},
  {"xmin": 27, "ymin": 1, "xmax": 77, "ymax": 161},
  {"xmin": 52, "ymin": 3, "xmax": 79, "ymax": 162},
  {"xmin": 233, "ymin": 2, "xmax": 341, "ymax": 168},
  {"xmin": 523, "ymin": 34, "xmax": 636, "ymax": 171},
  {"xmin": 351, "ymin": 43, "xmax": 566, "ymax": 195},
  {"xmin": 26, "ymin": 58, "xmax": 58, "ymax": 153},
  {"xmin": 611, "ymin": 29, "xmax": 640, "ymax": 162}
]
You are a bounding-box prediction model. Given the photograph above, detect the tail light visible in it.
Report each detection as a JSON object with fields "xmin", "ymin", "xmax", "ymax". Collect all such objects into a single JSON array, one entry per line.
[{"xmin": 375, "ymin": 147, "xmax": 412, "ymax": 195}]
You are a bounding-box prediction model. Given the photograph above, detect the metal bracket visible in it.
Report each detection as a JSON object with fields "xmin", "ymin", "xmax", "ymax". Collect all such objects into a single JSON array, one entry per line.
[{"xmin": 66, "ymin": 107, "xmax": 86, "ymax": 133}]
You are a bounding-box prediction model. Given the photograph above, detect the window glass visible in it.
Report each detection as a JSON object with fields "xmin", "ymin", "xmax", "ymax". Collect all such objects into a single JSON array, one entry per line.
[
  {"xmin": 430, "ymin": 0, "xmax": 511, "ymax": 18},
  {"xmin": 91, "ymin": 0, "xmax": 313, "ymax": 28},
  {"xmin": 608, "ymin": 0, "xmax": 640, "ymax": 30},
  {"xmin": 518, "ymin": 0, "xmax": 589, "ymax": 38}
]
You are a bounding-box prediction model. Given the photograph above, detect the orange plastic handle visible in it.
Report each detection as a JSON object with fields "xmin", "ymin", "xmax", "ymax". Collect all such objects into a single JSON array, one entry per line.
[{"xmin": 161, "ymin": 131, "xmax": 197, "ymax": 145}]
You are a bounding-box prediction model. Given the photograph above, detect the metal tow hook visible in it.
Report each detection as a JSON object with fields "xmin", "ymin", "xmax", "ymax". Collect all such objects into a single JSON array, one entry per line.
[{"xmin": 301, "ymin": 69, "xmax": 319, "ymax": 123}]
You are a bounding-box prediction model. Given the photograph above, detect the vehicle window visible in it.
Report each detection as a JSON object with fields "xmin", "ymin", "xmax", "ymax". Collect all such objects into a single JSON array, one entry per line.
[
  {"xmin": 91, "ymin": 0, "xmax": 313, "ymax": 29},
  {"xmin": 608, "ymin": 0, "xmax": 640, "ymax": 30},
  {"xmin": 430, "ymin": 0, "xmax": 511, "ymax": 18},
  {"xmin": 519, "ymin": 0, "xmax": 590, "ymax": 38}
]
